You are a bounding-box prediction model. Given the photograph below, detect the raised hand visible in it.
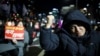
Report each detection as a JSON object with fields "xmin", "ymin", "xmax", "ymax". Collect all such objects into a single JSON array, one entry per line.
[{"xmin": 46, "ymin": 15, "xmax": 55, "ymax": 28}]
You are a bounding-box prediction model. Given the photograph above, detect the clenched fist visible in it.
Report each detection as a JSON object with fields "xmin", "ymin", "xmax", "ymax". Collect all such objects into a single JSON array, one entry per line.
[{"xmin": 46, "ymin": 15, "xmax": 55, "ymax": 28}]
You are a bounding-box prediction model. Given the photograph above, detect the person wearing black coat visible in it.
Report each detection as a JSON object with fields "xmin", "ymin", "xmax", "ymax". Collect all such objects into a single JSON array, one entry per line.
[
  {"xmin": 0, "ymin": 20, "xmax": 18, "ymax": 56},
  {"xmin": 40, "ymin": 10, "xmax": 100, "ymax": 56}
]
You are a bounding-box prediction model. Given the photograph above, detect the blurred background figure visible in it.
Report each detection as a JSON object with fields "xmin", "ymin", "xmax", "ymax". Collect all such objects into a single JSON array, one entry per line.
[{"xmin": 12, "ymin": 20, "xmax": 29, "ymax": 56}]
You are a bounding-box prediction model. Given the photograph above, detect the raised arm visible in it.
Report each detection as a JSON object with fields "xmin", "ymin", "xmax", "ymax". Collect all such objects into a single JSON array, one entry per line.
[{"xmin": 40, "ymin": 15, "xmax": 59, "ymax": 51}]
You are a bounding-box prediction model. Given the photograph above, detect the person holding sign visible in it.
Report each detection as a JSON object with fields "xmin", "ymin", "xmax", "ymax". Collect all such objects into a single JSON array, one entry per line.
[
  {"xmin": 0, "ymin": 20, "xmax": 18, "ymax": 56},
  {"xmin": 12, "ymin": 21, "xmax": 29, "ymax": 56}
]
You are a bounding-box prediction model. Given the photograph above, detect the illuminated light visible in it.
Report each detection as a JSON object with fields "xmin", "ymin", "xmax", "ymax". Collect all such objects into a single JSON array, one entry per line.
[
  {"xmin": 97, "ymin": 22, "xmax": 100, "ymax": 24},
  {"xmin": 52, "ymin": 8, "xmax": 57, "ymax": 10},
  {"xmin": 86, "ymin": 4, "xmax": 89, "ymax": 7},
  {"xmin": 83, "ymin": 8, "xmax": 87, "ymax": 10},
  {"xmin": 70, "ymin": 4, "xmax": 75, "ymax": 7},
  {"xmin": 88, "ymin": 13, "xmax": 91, "ymax": 15},
  {"xmin": 49, "ymin": 12, "xmax": 53, "ymax": 15},
  {"xmin": 98, "ymin": 3, "xmax": 100, "ymax": 5},
  {"xmin": 98, "ymin": 6, "xmax": 100, "ymax": 8}
]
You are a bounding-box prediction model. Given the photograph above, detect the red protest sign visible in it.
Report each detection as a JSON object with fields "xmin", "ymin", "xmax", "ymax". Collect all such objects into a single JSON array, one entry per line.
[{"xmin": 5, "ymin": 26, "xmax": 24, "ymax": 40}]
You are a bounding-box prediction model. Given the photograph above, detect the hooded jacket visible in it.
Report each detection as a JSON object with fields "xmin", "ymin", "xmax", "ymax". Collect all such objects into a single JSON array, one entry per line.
[{"xmin": 40, "ymin": 10, "xmax": 100, "ymax": 56}]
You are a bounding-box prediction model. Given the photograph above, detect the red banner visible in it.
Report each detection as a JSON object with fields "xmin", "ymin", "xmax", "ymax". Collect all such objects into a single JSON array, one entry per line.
[{"xmin": 5, "ymin": 26, "xmax": 24, "ymax": 40}]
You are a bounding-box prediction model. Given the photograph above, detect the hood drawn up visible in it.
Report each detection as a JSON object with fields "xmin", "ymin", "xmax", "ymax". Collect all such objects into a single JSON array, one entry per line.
[{"xmin": 62, "ymin": 10, "xmax": 91, "ymax": 35}]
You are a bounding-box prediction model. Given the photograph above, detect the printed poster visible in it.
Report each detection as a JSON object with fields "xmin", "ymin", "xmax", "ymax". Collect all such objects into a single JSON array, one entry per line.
[{"xmin": 5, "ymin": 26, "xmax": 24, "ymax": 40}]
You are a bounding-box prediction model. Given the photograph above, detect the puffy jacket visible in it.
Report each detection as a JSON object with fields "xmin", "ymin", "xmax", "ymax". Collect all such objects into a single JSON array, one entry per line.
[{"xmin": 40, "ymin": 10, "xmax": 100, "ymax": 56}]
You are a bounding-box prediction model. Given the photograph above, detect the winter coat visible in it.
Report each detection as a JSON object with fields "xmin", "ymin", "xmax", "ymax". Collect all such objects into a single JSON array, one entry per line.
[
  {"xmin": 15, "ymin": 29, "xmax": 29, "ymax": 47},
  {"xmin": 40, "ymin": 10, "xmax": 100, "ymax": 56},
  {"xmin": 0, "ymin": 25, "xmax": 16, "ymax": 53},
  {"xmin": 0, "ymin": 29, "xmax": 29, "ymax": 53}
]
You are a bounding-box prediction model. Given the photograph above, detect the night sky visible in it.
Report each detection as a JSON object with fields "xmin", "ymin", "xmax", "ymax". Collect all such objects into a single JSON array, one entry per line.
[{"xmin": 33, "ymin": 0, "xmax": 99, "ymax": 13}]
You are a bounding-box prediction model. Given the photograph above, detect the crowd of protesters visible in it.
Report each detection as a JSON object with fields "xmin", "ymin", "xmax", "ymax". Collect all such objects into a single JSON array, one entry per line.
[
  {"xmin": 0, "ymin": 1, "xmax": 41, "ymax": 55},
  {"xmin": 0, "ymin": 14, "xmax": 41, "ymax": 56},
  {"xmin": 0, "ymin": 0, "xmax": 100, "ymax": 56}
]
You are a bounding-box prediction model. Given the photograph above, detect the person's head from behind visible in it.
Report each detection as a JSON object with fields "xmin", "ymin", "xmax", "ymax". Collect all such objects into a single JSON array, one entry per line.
[
  {"xmin": 11, "ymin": 21, "xmax": 15, "ymax": 26},
  {"xmin": 6, "ymin": 21, "xmax": 12, "ymax": 26},
  {"xmin": 15, "ymin": 21, "xmax": 24, "ymax": 27}
]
